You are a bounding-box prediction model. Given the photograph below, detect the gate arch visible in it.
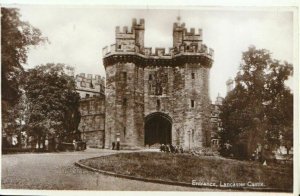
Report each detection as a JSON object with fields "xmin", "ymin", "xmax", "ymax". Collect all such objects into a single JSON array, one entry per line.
[{"xmin": 144, "ymin": 112, "xmax": 172, "ymax": 146}]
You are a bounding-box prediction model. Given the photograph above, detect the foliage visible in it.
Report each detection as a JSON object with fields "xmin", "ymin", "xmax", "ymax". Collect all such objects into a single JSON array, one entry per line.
[
  {"xmin": 219, "ymin": 46, "xmax": 293, "ymax": 159},
  {"xmin": 23, "ymin": 63, "xmax": 81, "ymax": 144},
  {"xmin": 1, "ymin": 7, "xmax": 47, "ymax": 137}
]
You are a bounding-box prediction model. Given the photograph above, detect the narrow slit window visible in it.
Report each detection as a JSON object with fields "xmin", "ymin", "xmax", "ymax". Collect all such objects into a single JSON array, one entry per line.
[
  {"xmin": 123, "ymin": 98, "xmax": 127, "ymax": 106},
  {"xmin": 191, "ymin": 100, "xmax": 195, "ymax": 108}
]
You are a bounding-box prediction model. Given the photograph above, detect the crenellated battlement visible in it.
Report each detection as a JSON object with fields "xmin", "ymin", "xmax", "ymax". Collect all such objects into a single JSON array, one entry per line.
[
  {"xmin": 115, "ymin": 18, "xmax": 145, "ymax": 34},
  {"xmin": 116, "ymin": 26, "xmax": 133, "ymax": 34},
  {"xmin": 103, "ymin": 18, "xmax": 214, "ymax": 67},
  {"xmin": 102, "ymin": 44, "xmax": 214, "ymax": 58},
  {"xmin": 184, "ymin": 28, "xmax": 202, "ymax": 36},
  {"xmin": 75, "ymin": 73, "xmax": 105, "ymax": 96},
  {"xmin": 132, "ymin": 18, "xmax": 145, "ymax": 29},
  {"xmin": 76, "ymin": 73, "xmax": 105, "ymax": 82}
]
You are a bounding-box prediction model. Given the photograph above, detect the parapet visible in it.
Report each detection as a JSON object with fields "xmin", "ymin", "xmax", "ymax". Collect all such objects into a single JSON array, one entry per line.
[
  {"xmin": 76, "ymin": 73, "xmax": 105, "ymax": 93},
  {"xmin": 116, "ymin": 26, "xmax": 133, "ymax": 34},
  {"xmin": 103, "ymin": 44, "xmax": 214, "ymax": 58},
  {"xmin": 116, "ymin": 18, "xmax": 144, "ymax": 34},
  {"xmin": 184, "ymin": 28, "xmax": 202, "ymax": 36},
  {"xmin": 103, "ymin": 18, "xmax": 214, "ymax": 60}
]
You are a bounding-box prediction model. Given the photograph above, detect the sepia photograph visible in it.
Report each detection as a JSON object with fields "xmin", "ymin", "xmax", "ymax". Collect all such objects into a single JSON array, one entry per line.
[{"xmin": 0, "ymin": 1, "xmax": 298, "ymax": 195}]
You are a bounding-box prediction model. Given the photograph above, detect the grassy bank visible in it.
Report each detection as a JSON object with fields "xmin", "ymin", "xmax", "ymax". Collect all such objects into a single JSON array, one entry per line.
[{"xmin": 80, "ymin": 152, "xmax": 292, "ymax": 191}]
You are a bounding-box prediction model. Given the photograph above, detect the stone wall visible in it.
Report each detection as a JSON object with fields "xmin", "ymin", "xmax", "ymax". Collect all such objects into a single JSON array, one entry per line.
[
  {"xmin": 84, "ymin": 130, "xmax": 105, "ymax": 148},
  {"xmin": 78, "ymin": 95, "xmax": 105, "ymax": 148},
  {"xmin": 210, "ymin": 95, "xmax": 224, "ymax": 150}
]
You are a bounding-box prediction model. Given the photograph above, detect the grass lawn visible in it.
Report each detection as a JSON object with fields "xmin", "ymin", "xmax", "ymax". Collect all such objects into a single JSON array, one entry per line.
[{"xmin": 79, "ymin": 152, "xmax": 293, "ymax": 191}]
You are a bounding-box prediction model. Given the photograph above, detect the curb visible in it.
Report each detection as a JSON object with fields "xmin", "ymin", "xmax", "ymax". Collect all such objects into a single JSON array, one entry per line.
[{"xmin": 75, "ymin": 155, "xmax": 292, "ymax": 192}]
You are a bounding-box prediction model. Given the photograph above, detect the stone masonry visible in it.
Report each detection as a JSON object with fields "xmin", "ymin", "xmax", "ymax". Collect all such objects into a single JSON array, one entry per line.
[
  {"xmin": 76, "ymin": 73, "xmax": 105, "ymax": 148},
  {"xmin": 102, "ymin": 18, "xmax": 214, "ymax": 150},
  {"xmin": 210, "ymin": 94, "xmax": 224, "ymax": 150}
]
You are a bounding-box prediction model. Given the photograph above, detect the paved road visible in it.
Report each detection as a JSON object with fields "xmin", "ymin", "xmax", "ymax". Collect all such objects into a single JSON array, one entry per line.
[{"xmin": 1, "ymin": 148, "xmax": 206, "ymax": 191}]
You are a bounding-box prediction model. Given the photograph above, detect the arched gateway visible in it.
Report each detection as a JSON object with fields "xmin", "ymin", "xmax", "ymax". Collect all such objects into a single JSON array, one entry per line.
[{"xmin": 144, "ymin": 112, "xmax": 172, "ymax": 146}]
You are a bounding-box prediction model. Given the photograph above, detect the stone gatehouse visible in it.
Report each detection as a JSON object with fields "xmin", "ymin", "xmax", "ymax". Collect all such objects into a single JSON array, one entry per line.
[{"xmin": 102, "ymin": 18, "xmax": 214, "ymax": 150}]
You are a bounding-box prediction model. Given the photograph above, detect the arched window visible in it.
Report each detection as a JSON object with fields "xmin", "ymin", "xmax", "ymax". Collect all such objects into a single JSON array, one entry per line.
[{"xmin": 191, "ymin": 73, "xmax": 195, "ymax": 79}]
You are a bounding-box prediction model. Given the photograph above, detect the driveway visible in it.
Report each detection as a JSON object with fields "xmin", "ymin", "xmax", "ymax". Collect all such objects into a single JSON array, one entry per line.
[{"xmin": 1, "ymin": 148, "xmax": 205, "ymax": 191}]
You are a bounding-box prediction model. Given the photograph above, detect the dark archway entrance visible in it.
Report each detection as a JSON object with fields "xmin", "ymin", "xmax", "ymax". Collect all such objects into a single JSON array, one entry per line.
[{"xmin": 144, "ymin": 112, "xmax": 172, "ymax": 146}]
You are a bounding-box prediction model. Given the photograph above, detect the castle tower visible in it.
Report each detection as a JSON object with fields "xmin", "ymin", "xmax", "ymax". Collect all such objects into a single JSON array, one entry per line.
[
  {"xmin": 103, "ymin": 18, "xmax": 214, "ymax": 150},
  {"xmin": 172, "ymin": 18, "xmax": 185, "ymax": 49},
  {"xmin": 173, "ymin": 17, "xmax": 203, "ymax": 52},
  {"xmin": 115, "ymin": 18, "xmax": 144, "ymax": 53}
]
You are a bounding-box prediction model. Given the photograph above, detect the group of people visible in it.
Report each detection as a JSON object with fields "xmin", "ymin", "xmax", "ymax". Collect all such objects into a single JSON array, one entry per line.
[
  {"xmin": 160, "ymin": 144, "xmax": 184, "ymax": 153},
  {"xmin": 112, "ymin": 141, "xmax": 120, "ymax": 150}
]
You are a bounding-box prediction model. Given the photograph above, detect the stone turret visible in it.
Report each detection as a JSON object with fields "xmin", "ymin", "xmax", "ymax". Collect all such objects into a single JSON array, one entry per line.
[
  {"xmin": 173, "ymin": 20, "xmax": 203, "ymax": 53},
  {"xmin": 103, "ymin": 18, "xmax": 213, "ymax": 59},
  {"xmin": 115, "ymin": 18, "xmax": 145, "ymax": 53}
]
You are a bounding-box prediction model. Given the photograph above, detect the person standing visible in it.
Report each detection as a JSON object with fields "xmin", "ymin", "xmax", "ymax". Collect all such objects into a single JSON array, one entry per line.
[
  {"xmin": 112, "ymin": 141, "xmax": 115, "ymax": 150},
  {"xmin": 116, "ymin": 137, "xmax": 120, "ymax": 150}
]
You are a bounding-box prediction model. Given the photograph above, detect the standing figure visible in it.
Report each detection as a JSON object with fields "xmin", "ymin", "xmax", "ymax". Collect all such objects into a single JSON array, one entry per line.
[
  {"xmin": 116, "ymin": 142, "xmax": 120, "ymax": 150},
  {"xmin": 160, "ymin": 144, "xmax": 165, "ymax": 152},
  {"xmin": 116, "ymin": 137, "xmax": 120, "ymax": 150},
  {"xmin": 112, "ymin": 141, "xmax": 115, "ymax": 150}
]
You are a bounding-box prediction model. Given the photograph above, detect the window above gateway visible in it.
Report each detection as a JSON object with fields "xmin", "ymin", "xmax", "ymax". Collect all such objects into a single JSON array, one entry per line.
[{"xmin": 192, "ymin": 73, "xmax": 195, "ymax": 79}]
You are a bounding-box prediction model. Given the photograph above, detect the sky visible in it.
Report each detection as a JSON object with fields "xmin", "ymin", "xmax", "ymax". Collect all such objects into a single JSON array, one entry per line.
[{"xmin": 13, "ymin": 5, "xmax": 294, "ymax": 102}]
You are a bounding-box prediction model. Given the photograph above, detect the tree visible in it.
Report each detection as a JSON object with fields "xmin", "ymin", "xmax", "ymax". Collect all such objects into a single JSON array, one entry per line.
[
  {"xmin": 219, "ymin": 46, "xmax": 293, "ymax": 159},
  {"xmin": 23, "ymin": 63, "xmax": 81, "ymax": 149},
  {"xmin": 1, "ymin": 8, "xmax": 47, "ymax": 142}
]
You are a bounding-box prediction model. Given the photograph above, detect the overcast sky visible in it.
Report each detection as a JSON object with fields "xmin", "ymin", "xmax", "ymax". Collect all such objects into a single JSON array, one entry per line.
[{"xmin": 14, "ymin": 5, "xmax": 294, "ymax": 102}]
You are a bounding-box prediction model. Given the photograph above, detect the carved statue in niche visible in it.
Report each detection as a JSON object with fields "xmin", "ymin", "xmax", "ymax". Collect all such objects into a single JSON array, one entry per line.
[
  {"xmin": 155, "ymin": 77, "xmax": 163, "ymax": 95},
  {"xmin": 148, "ymin": 69, "xmax": 168, "ymax": 96}
]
